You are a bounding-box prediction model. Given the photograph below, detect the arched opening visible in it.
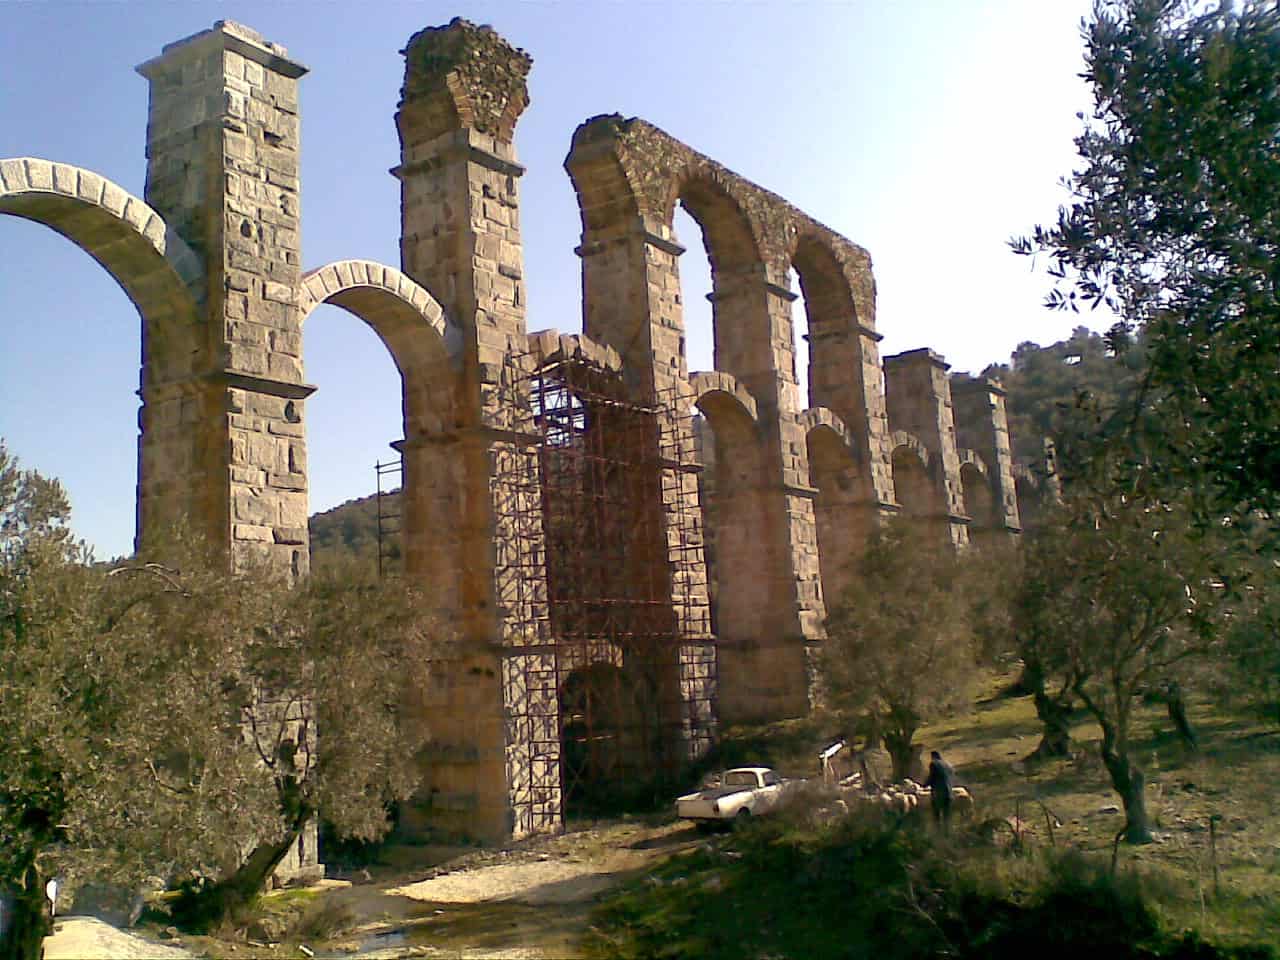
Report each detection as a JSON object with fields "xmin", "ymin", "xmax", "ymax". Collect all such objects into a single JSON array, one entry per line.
[
  {"xmin": 672, "ymin": 174, "xmax": 765, "ymax": 385},
  {"xmin": 303, "ymin": 301, "xmax": 406, "ymax": 575},
  {"xmin": 1, "ymin": 161, "xmax": 201, "ymax": 559},
  {"xmin": 891, "ymin": 442, "xmax": 940, "ymax": 532},
  {"xmin": 787, "ymin": 265, "xmax": 810, "ymax": 409},
  {"xmin": 559, "ymin": 661, "xmax": 659, "ymax": 815},
  {"xmin": 1015, "ymin": 469, "xmax": 1046, "ymax": 531},
  {"xmin": 0, "ymin": 221, "xmax": 142, "ymax": 559},
  {"xmin": 959, "ymin": 460, "xmax": 996, "ymax": 542},
  {"xmin": 297, "ymin": 262, "xmax": 457, "ymax": 586},
  {"xmin": 673, "ymin": 204, "xmax": 713, "ymax": 377},
  {"xmin": 695, "ymin": 389, "xmax": 766, "ymax": 648},
  {"xmin": 806, "ymin": 422, "xmax": 868, "ymax": 608},
  {"xmin": 793, "ymin": 235, "xmax": 866, "ymax": 439}
]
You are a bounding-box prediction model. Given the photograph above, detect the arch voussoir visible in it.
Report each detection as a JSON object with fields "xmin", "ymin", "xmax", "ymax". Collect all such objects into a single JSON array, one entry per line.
[
  {"xmin": 957, "ymin": 448, "xmax": 990, "ymax": 481},
  {"xmin": 300, "ymin": 258, "xmax": 461, "ymax": 440},
  {"xmin": 0, "ymin": 157, "xmax": 202, "ymax": 327},
  {"xmin": 690, "ymin": 371, "xmax": 759, "ymax": 423},
  {"xmin": 299, "ymin": 258, "xmax": 457, "ymax": 366},
  {"xmin": 801, "ymin": 406, "xmax": 853, "ymax": 447},
  {"xmin": 890, "ymin": 430, "xmax": 932, "ymax": 472}
]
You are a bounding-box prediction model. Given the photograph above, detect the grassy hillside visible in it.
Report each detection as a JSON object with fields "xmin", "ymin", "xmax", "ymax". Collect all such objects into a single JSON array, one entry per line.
[
  {"xmin": 308, "ymin": 491, "xmax": 399, "ymax": 574},
  {"xmin": 586, "ymin": 671, "xmax": 1280, "ymax": 958}
]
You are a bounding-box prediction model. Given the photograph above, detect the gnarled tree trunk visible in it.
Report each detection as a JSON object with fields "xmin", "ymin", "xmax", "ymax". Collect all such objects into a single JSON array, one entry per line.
[
  {"xmin": 1163, "ymin": 682, "xmax": 1198, "ymax": 752},
  {"xmin": 1098, "ymin": 726, "xmax": 1153, "ymax": 844},
  {"xmin": 1026, "ymin": 660, "xmax": 1074, "ymax": 761},
  {"xmin": 174, "ymin": 775, "xmax": 312, "ymax": 931},
  {"xmin": 0, "ymin": 861, "xmax": 51, "ymax": 960},
  {"xmin": 882, "ymin": 729, "xmax": 920, "ymax": 783}
]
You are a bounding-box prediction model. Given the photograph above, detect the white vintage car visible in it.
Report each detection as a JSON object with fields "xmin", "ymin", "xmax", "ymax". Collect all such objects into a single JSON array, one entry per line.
[{"xmin": 675, "ymin": 766, "xmax": 790, "ymax": 826}]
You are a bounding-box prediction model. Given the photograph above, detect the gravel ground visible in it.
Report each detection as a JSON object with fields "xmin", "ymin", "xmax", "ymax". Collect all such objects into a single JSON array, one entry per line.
[{"xmin": 43, "ymin": 917, "xmax": 194, "ymax": 959}]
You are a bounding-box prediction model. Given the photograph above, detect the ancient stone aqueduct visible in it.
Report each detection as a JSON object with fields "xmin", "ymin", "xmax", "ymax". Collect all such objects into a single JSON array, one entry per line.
[{"xmin": 2, "ymin": 20, "xmax": 1047, "ymax": 855}]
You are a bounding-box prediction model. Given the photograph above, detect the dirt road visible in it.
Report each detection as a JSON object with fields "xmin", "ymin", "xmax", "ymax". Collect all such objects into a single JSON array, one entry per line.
[
  {"xmin": 43, "ymin": 818, "xmax": 705, "ymax": 959},
  {"xmin": 317, "ymin": 818, "xmax": 701, "ymax": 958}
]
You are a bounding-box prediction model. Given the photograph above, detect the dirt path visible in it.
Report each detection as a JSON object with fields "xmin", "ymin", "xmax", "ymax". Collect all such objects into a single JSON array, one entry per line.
[
  {"xmin": 316, "ymin": 819, "xmax": 702, "ymax": 958},
  {"xmin": 38, "ymin": 819, "xmax": 704, "ymax": 959},
  {"xmin": 103, "ymin": 818, "xmax": 702, "ymax": 959},
  {"xmin": 43, "ymin": 917, "xmax": 195, "ymax": 959}
]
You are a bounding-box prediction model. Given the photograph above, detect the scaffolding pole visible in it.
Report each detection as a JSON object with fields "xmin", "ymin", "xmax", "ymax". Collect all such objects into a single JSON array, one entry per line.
[{"xmin": 494, "ymin": 353, "xmax": 717, "ymax": 817}]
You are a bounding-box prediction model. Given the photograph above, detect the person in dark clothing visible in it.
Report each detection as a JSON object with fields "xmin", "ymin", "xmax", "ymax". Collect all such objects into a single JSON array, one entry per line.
[{"xmin": 923, "ymin": 750, "xmax": 954, "ymax": 828}]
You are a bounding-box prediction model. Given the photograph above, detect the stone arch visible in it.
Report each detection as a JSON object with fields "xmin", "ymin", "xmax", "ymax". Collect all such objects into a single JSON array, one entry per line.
[
  {"xmin": 564, "ymin": 120, "xmax": 643, "ymax": 239},
  {"xmin": 299, "ymin": 259, "xmax": 460, "ymax": 440},
  {"xmin": 689, "ymin": 370, "xmax": 759, "ymax": 424},
  {"xmin": 889, "ymin": 431, "xmax": 939, "ymax": 521},
  {"xmin": 666, "ymin": 166, "xmax": 764, "ymax": 274},
  {"xmin": 792, "ymin": 233, "xmax": 857, "ymax": 324},
  {"xmin": 669, "ymin": 168, "xmax": 768, "ymax": 386},
  {"xmin": 956, "ymin": 448, "xmax": 989, "ymax": 481},
  {"xmin": 801, "ymin": 406, "xmax": 856, "ymax": 455},
  {"xmin": 792, "ymin": 233, "xmax": 859, "ymax": 415},
  {"xmin": 786, "ymin": 224, "xmax": 877, "ymax": 333},
  {"xmin": 803, "ymin": 407, "xmax": 869, "ymax": 607},
  {"xmin": 1013, "ymin": 463, "xmax": 1049, "ymax": 530},
  {"xmin": 527, "ymin": 329, "xmax": 624, "ymax": 376},
  {"xmin": 2, "ymin": 158, "xmax": 210, "ymax": 554},
  {"xmin": 0, "ymin": 158, "xmax": 202, "ymax": 381},
  {"xmin": 300, "ymin": 260, "xmax": 463, "ymax": 589},
  {"xmin": 558, "ymin": 660, "xmax": 659, "ymax": 812},
  {"xmin": 889, "ymin": 431, "xmax": 932, "ymax": 473},
  {"xmin": 690, "ymin": 367, "xmax": 770, "ymax": 681},
  {"xmin": 804, "ymin": 411, "xmax": 861, "ymax": 497},
  {"xmin": 958, "ymin": 451, "xmax": 997, "ymax": 534},
  {"xmin": 691, "ymin": 373, "xmax": 762, "ymax": 490}
]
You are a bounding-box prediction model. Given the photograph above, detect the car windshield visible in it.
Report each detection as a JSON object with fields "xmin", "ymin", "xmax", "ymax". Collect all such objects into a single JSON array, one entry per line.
[{"xmin": 724, "ymin": 771, "xmax": 758, "ymax": 787}]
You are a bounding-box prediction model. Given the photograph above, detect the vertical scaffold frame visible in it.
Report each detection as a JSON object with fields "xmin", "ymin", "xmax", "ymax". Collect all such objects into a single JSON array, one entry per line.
[{"xmin": 493, "ymin": 351, "xmax": 717, "ymax": 818}]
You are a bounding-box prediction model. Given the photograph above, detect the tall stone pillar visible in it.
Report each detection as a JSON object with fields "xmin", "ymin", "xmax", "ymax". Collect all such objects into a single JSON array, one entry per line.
[
  {"xmin": 797, "ymin": 249, "xmax": 897, "ymax": 640},
  {"xmin": 883, "ymin": 349, "xmax": 968, "ymax": 547},
  {"xmin": 951, "ymin": 374, "xmax": 1021, "ymax": 539},
  {"xmin": 566, "ymin": 132, "xmax": 716, "ymax": 762},
  {"xmin": 395, "ymin": 19, "xmax": 558, "ymax": 841},
  {"xmin": 138, "ymin": 21, "xmax": 313, "ymax": 576},
  {"xmin": 806, "ymin": 301, "xmax": 896, "ymax": 510},
  {"xmin": 137, "ymin": 20, "xmax": 319, "ymax": 880},
  {"xmin": 706, "ymin": 266, "xmax": 824, "ymax": 722}
]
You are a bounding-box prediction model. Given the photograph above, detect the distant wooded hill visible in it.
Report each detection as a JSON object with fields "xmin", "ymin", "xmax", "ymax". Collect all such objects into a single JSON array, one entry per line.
[
  {"xmin": 982, "ymin": 325, "xmax": 1143, "ymax": 465},
  {"xmin": 308, "ymin": 328, "xmax": 1138, "ymax": 563},
  {"xmin": 308, "ymin": 491, "xmax": 399, "ymax": 573}
]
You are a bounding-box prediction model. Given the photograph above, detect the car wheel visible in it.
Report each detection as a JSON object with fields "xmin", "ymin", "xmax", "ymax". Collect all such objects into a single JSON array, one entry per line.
[{"xmin": 733, "ymin": 809, "xmax": 752, "ymax": 830}]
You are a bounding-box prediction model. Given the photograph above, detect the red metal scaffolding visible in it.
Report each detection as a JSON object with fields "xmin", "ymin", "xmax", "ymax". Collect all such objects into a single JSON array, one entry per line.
[{"xmin": 495, "ymin": 352, "xmax": 716, "ymax": 816}]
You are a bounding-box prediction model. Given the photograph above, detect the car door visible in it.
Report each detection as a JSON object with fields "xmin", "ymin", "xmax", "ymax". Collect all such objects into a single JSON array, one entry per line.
[{"xmin": 758, "ymin": 771, "xmax": 783, "ymax": 812}]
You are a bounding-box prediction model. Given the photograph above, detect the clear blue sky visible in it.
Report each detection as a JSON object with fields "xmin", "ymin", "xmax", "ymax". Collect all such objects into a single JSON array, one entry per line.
[{"xmin": 0, "ymin": 1, "xmax": 1102, "ymax": 559}]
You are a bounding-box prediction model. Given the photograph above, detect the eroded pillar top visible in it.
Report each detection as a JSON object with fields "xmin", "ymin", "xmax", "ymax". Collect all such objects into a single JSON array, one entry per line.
[{"xmin": 398, "ymin": 18, "xmax": 532, "ymax": 151}]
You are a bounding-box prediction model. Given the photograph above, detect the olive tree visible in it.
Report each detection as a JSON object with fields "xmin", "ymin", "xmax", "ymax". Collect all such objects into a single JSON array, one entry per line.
[
  {"xmin": 98, "ymin": 546, "xmax": 451, "ymax": 928},
  {"xmin": 0, "ymin": 441, "xmax": 452, "ymax": 956},
  {"xmin": 1015, "ymin": 0, "xmax": 1280, "ymax": 521},
  {"xmin": 967, "ymin": 542, "xmax": 1080, "ymax": 763},
  {"xmin": 0, "ymin": 442, "xmax": 95, "ymax": 960},
  {"xmin": 1013, "ymin": 483, "xmax": 1230, "ymax": 844},
  {"xmin": 822, "ymin": 522, "xmax": 979, "ymax": 783}
]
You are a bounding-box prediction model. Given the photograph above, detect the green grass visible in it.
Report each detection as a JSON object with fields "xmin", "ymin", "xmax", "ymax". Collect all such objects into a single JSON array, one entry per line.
[
  {"xmin": 584, "ymin": 805, "xmax": 1276, "ymax": 959},
  {"xmin": 585, "ymin": 671, "xmax": 1280, "ymax": 958}
]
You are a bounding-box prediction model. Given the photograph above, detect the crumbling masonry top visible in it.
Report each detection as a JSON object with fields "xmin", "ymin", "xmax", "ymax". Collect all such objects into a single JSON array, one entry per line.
[{"xmin": 399, "ymin": 17, "xmax": 532, "ymax": 144}]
